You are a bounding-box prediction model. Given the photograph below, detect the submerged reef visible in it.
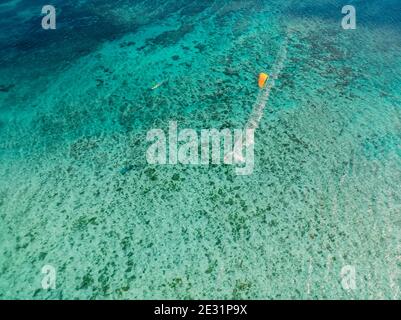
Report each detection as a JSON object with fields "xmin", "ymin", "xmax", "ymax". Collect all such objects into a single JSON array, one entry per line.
[{"xmin": 0, "ymin": 0, "xmax": 401, "ymax": 300}]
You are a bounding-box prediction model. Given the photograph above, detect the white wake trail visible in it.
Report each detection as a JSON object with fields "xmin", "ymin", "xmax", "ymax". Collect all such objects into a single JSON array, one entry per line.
[
  {"xmin": 227, "ymin": 30, "xmax": 291, "ymax": 163},
  {"xmin": 247, "ymin": 33, "xmax": 290, "ymax": 130}
]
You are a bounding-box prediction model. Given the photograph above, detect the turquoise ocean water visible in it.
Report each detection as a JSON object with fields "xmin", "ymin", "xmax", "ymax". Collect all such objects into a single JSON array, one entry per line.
[{"xmin": 0, "ymin": 0, "xmax": 400, "ymax": 299}]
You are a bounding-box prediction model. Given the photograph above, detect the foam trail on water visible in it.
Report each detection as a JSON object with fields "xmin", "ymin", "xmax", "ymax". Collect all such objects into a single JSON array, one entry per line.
[
  {"xmin": 227, "ymin": 30, "xmax": 291, "ymax": 163},
  {"xmin": 247, "ymin": 33, "xmax": 290, "ymax": 130}
]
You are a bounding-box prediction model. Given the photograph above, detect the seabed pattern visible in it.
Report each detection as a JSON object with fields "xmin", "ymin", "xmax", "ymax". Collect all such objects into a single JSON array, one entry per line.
[{"xmin": 0, "ymin": 0, "xmax": 400, "ymax": 299}]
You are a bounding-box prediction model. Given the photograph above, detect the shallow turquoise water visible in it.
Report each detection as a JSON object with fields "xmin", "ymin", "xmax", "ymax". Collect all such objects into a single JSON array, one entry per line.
[{"xmin": 0, "ymin": 0, "xmax": 401, "ymax": 299}]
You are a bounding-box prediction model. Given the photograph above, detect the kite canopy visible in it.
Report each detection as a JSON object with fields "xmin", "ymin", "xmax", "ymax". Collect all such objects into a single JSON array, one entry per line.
[{"xmin": 258, "ymin": 73, "xmax": 269, "ymax": 89}]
